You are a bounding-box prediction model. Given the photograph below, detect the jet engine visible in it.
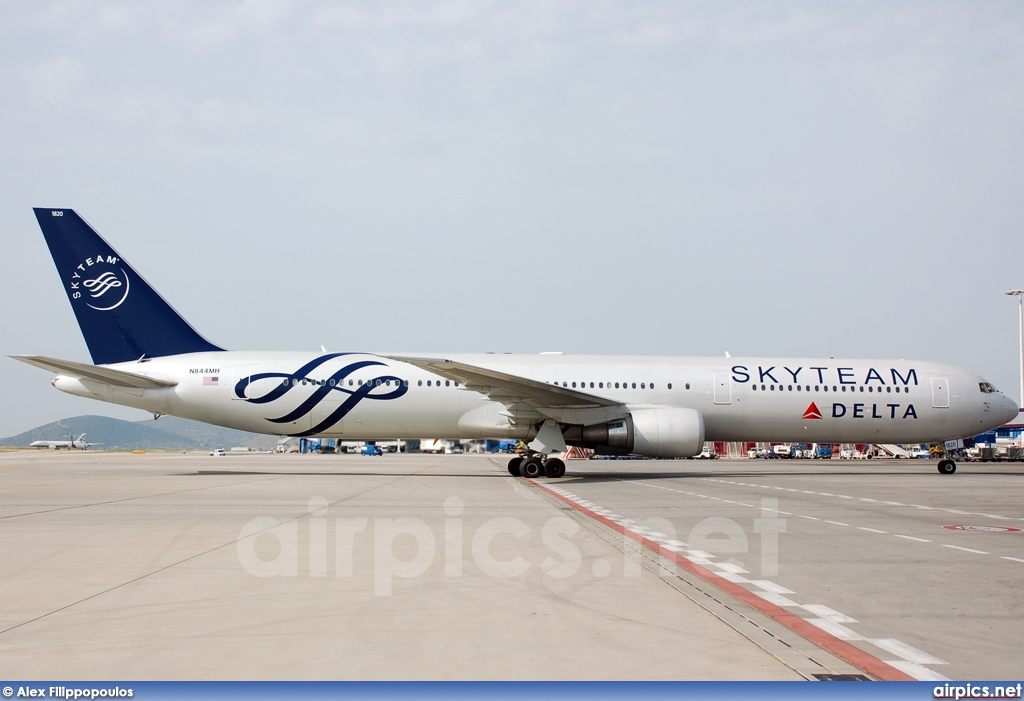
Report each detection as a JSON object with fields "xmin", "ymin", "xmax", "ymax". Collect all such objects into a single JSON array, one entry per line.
[{"xmin": 567, "ymin": 407, "xmax": 705, "ymax": 458}]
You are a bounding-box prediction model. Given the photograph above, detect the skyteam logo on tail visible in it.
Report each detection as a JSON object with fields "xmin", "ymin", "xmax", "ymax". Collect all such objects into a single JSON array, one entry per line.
[{"xmin": 67, "ymin": 255, "xmax": 130, "ymax": 311}]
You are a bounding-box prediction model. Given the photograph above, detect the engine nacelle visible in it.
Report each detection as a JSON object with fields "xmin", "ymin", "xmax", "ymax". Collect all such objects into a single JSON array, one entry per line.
[{"xmin": 572, "ymin": 407, "xmax": 705, "ymax": 458}]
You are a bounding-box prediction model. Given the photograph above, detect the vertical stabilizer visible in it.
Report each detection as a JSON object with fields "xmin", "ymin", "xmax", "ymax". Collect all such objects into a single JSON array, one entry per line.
[{"xmin": 33, "ymin": 208, "xmax": 225, "ymax": 365}]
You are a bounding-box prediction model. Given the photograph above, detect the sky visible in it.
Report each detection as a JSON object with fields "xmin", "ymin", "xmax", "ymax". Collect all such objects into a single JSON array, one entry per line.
[{"xmin": 1, "ymin": 1, "xmax": 1023, "ymax": 437}]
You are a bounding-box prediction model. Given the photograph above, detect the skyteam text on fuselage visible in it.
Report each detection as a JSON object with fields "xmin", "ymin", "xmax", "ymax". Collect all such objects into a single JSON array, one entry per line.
[{"xmin": 14, "ymin": 208, "xmax": 1018, "ymax": 477}]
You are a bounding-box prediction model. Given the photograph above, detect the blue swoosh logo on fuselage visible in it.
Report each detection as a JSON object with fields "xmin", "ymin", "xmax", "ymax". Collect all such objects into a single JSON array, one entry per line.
[{"xmin": 233, "ymin": 353, "xmax": 408, "ymax": 437}]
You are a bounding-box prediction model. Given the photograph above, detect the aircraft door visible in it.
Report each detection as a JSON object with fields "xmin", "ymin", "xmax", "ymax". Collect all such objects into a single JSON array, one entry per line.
[
  {"xmin": 931, "ymin": 377, "xmax": 950, "ymax": 408},
  {"xmin": 713, "ymin": 373, "xmax": 732, "ymax": 405}
]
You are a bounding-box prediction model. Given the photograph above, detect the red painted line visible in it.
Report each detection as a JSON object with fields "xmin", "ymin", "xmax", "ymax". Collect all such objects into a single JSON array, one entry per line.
[{"xmin": 525, "ymin": 478, "xmax": 915, "ymax": 681}]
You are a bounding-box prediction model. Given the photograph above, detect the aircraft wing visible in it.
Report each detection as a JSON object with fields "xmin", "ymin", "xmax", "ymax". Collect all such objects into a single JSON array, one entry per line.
[
  {"xmin": 381, "ymin": 355, "xmax": 621, "ymax": 409},
  {"xmin": 10, "ymin": 355, "xmax": 178, "ymax": 389}
]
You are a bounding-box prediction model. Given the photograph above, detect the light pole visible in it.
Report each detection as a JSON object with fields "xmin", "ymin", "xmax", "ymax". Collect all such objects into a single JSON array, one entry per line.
[{"xmin": 1006, "ymin": 289, "xmax": 1024, "ymax": 407}]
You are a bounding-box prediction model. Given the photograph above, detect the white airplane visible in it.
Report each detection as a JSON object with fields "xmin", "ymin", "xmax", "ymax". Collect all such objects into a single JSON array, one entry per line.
[
  {"xmin": 13, "ymin": 209, "xmax": 1018, "ymax": 477},
  {"xmin": 29, "ymin": 433, "xmax": 97, "ymax": 450}
]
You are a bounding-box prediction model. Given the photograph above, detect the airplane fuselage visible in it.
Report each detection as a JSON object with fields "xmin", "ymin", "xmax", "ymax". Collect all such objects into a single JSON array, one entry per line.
[{"xmin": 49, "ymin": 351, "xmax": 1016, "ymax": 445}]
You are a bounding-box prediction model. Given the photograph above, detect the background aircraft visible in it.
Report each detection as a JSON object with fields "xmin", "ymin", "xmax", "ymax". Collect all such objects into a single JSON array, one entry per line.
[{"xmin": 29, "ymin": 433, "xmax": 98, "ymax": 450}]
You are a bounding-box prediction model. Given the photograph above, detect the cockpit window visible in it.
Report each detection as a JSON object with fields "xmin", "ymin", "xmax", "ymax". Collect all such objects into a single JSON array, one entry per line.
[{"xmin": 979, "ymin": 382, "xmax": 998, "ymax": 394}]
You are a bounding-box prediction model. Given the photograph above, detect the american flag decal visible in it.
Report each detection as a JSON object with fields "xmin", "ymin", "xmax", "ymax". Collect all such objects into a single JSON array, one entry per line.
[{"xmin": 203, "ymin": 376, "xmax": 219, "ymax": 386}]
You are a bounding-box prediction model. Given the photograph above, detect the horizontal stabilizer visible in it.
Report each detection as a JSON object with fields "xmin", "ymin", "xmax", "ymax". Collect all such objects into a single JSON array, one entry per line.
[{"xmin": 10, "ymin": 355, "xmax": 178, "ymax": 389}]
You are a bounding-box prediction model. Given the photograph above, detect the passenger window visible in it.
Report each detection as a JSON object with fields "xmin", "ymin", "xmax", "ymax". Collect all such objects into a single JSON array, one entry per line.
[
  {"xmin": 667, "ymin": 383, "xmax": 672, "ymax": 390},
  {"xmin": 445, "ymin": 380, "xmax": 450, "ymax": 387}
]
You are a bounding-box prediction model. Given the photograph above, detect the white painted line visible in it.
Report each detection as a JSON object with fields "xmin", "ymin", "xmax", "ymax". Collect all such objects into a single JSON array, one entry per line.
[
  {"xmin": 860, "ymin": 498, "xmax": 878, "ymax": 502},
  {"xmin": 735, "ymin": 502, "xmax": 754, "ymax": 507},
  {"xmin": 688, "ymin": 558, "xmax": 716, "ymax": 567},
  {"xmin": 645, "ymin": 531, "xmax": 668, "ymax": 539},
  {"xmin": 883, "ymin": 501, "xmax": 905, "ymax": 506},
  {"xmin": 755, "ymin": 591, "xmax": 800, "ymax": 607},
  {"xmin": 750, "ymin": 580, "xmax": 794, "ymax": 595},
  {"xmin": 858, "ymin": 527, "xmax": 888, "ymax": 534},
  {"xmin": 715, "ymin": 562, "xmax": 749, "ymax": 574},
  {"xmin": 686, "ymin": 549, "xmax": 715, "ymax": 559},
  {"xmin": 941, "ymin": 544, "xmax": 989, "ymax": 555},
  {"xmin": 716, "ymin": 571, "xmax": 750, "ymax": 584},
  {"xmin": 662, "ymin": 539, "xmax": 688, "ymax": 548},
  {"xmin": 885, "ymin": 660, "xmax": 950, "ymax": 682},
  {"xmin": 798, "ymin": 515, "xmax": 820, "ymax": 521},
  {"xmin": 895, "ymin": 535, "xmax": 932, "ymax": 543},
  {"xmin": 837, "ymin": 495, "xmax": 855, "ymax": 500},
  {"xmin": 1001, "ymin": 556, "xmax": 1024, "ymax": 564},
  {"xmin": 807, "ymin": 618, "xmax": 865, "ymax": 641},
  {"xmin": 802, "ymin": 604, "xmax": 857, "ymax": 623},
  {"xmin": 868, "ymin": 638, "xmax": 947, "ymax": 666},
  {"xmin": 825, "ymin": 520, "xmax": 850, "ymax": 527},
  {"xmin": 662, "ymin": 544, "xmax": 687, "ymax": 553}
]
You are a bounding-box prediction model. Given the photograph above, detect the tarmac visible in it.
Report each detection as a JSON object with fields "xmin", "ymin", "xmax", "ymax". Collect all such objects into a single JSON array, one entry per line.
[{"xmin": 0, "ymin": 450, "xmax": 1020, "ymax": 681}]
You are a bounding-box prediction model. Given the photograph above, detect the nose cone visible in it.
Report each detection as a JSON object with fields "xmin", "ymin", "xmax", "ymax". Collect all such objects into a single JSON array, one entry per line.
[{"xmin": 1005, "ymin": 396, "xmax": 1021, "ymax": 425}]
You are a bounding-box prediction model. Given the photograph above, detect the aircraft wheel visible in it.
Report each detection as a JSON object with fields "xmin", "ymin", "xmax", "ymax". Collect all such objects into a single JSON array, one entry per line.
[
  {"xmin": 508, "ymin": 456, "xmax": 523, "ymax": 477},
  {"xmin": 543, "ymin": 458, "xmax": 566, "ymax": 478},
  {"xmin": 520, "ymin": 456, "xmax": 543, "ymax": 478},
  {"xmin": 937, "ymin": 459, "xmax": 957, "ymax": 474}
]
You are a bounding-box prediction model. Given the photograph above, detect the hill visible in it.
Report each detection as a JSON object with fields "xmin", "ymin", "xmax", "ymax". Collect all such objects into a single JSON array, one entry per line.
[{"xmin": 0, "ymin": 415, "xmax": 279, "ymax": 451}]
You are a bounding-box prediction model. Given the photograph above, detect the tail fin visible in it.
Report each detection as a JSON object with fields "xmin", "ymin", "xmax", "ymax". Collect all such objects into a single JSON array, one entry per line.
[{"xmin": 33, "ymin": 208, "xmax": 225, "ymax": 365}]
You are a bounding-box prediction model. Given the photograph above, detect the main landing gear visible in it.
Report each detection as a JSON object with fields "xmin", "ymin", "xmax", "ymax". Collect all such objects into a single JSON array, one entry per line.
[
  {"xmin": 937, "ymin": 459, "xmax": 957, "ymax": 474},
  {"xmin": 507, "ymin": 454, "xmax": 566, "ymax": 479}
]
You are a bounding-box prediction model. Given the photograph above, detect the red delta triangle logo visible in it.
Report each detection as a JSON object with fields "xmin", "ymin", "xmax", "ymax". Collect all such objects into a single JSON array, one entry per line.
[{"xmin": 802, "ymin": 402, "xmax": 823, "ymax": 420}]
